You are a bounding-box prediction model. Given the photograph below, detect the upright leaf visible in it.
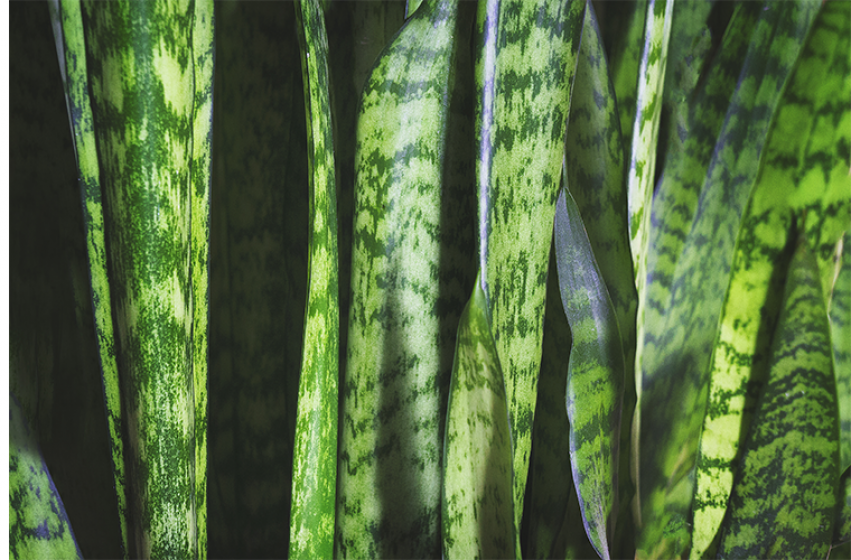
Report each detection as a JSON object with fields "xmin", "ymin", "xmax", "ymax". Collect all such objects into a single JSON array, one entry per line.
[
  {"xmin": 692, "ymin": 4, "xmax": 851, "ymax": 555},
  {"xmin": 442, "ymin": 278, "xmax": 515, "ymax": 560},
  {"xmin": 9, "ymin": 394, "xmax": 83, "ymax": 560},
  {"xmin": 718, "ymin": 233, "xmax": 840, "ymax": 560},
  {"xmin": 475, "ymin": 0, "xmax": 585, "ymax": 536},
  {"xmin": 289, "ymin": 1, "xmax": 339, "ymax": 558},
  {"xmin": 832, "ymin": 232, "xmax": 851, "ymax": 473},
  {"xmin": 207, "ymin": 3, "xmax": 307, "ymax": 555},
  {"xmin": 336, "ymin": 1, "xmax": 468, "ymax": 556},
  {"xmin": 80, "ymin": 2, "xmax": 212, "ymax": 555},
  {"xmin": 49, "ymin": 0, "xmax": 129, "ymax": 554},
  {"xmin": 634, "ymin": 3, "xmax": 819, "ymax": 556}
]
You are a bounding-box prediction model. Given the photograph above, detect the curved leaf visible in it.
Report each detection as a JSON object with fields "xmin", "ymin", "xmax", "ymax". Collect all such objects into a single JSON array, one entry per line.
[
  {"xmin": 832, "ymin": 232, "xmax": 851, "ymax": 473},
  {"xmin": 554, "ymin": 187, "xmax": 624, "ymax": 560},
  {"xmin": 718, "ymin": 234, "xmax": 840, "ymax": 560},
  {"xmin": 9, "ymin": 393, "xmax": 83, "ymax": 560},
  {"xmin": 442, "ymin": 278, "xmax": 515, "ymax": 560}
]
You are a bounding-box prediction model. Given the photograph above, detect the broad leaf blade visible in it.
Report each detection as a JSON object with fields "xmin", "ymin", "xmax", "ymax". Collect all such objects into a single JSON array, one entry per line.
[
  {"xmin": 554, "ymin": 188, "xmax": 624, "ymax": 560},
  {"xmin": 442, "ymin": 279, "xmax": 515, "ymax": 560},
  {"xmin": 336, "ymin": 1, "xmax": 468, "ymax": 556},
  {"xmin": 718, "ymin": 235, "xmax": 840, "ymax": 560},
  {"xmin": 289, "ymin": 1, "xmax": 339, "ymax": 558}
]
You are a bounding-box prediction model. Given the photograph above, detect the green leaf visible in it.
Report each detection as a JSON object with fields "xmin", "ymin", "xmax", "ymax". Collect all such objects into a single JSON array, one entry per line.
[
  {"xmin": 626, "ymin": 0, "xmax": 673, "ymax": 301},
  {"xmin": 634, "ymin": 3, "xmax": 820, "ymax": 556},
  {"xmin": 9, "ymin": 394, "xmax": 83, "ymax": 560},
  {"xmin": 475, "ymin": 0, "xmax": 585, "ymax": 538},
  {"xmin": 832, "ymin": 232, "xmax": 851, "ymax": 473},
  {"xmin": 289, "ymin": 1, "xmax": 339, "ymax": 558},
  {"xmin": 442, "ymin": 278, "xmax": 515, "ymax": 560},
  {"xmin": 604, "ymin": 0, "xmax": 647, "ymax": 151},
  {"xmin": 49, "ymin": 0, "xmax": 129, "ymax": 555},
  {"xmin": 79, "ymin": 1, "xmax": 211, "ymax": 555},
  {"xmin": 717, "ymin": 233, "xmax": 840, "ymax": 560},
  {"xmin": 207, "ymin": 3, "xmax": 308, "ymax": 555},
  {"xmin": 563, "ymin": 4, "xmax": 638, "ymax": 553},
  {"xmin": 692, "ymin": 4, "xmax": 851, "ymax": 554},
  {"xmin": 554, "ymin": 187, "xmax": 625, "ymax": 560},
  {"xmin": 336, "ymin": 1, "xmax": 468, "ymax": 556},
  {"xmin": 835, "ymin": 466, "xmax": 851, "ymax": 547}
]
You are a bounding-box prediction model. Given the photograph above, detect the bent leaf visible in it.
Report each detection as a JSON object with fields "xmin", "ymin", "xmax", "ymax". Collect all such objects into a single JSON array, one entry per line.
[
  {"xmin": 10, "ymin": 393, "xmax": 83, "ymax": 560},
  {"xmin": 442, "ymin": 278, "xmax": 515, "ymax": 560},
  {"xmin": 718, "ymin": 234, "xmax": 840, "ymax": 560},
  {"xmin": 554, "ymin": 187, "xmax": 624, "ymax": 560}
]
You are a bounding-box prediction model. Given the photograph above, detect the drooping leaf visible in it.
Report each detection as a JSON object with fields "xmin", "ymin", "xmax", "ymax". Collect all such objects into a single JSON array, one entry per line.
[
  {"xmin": 475, "ymin": 0, "xmax": 585, "ymax": 539},
  {"xmin": 289, "ymin": 1, "xmax": 339, "ymax": 558},
  {"xmin": 336, "ymin": 1, "xmax": 470, "ymax": 556},
  {"xmin": 9, "ymin": 393, "xmax": 83, "ymax": 560},
  {"xmin": 554, "ymin": 187, "xmax": 624, "ymax": 560},
  {"xmin": 717, "ymin": 233, "xmax": 840, "ymax": 560},
  {"xmin": 442, "ymin": 278, "xmax": 515, "ymax": 560},
  {"xmin": 634, "ymin": 3, "xmax": 819, "ymax": 557},
  {"xmin": 692, "ymin": 4, "xmax": 851, "ymax": 555}
]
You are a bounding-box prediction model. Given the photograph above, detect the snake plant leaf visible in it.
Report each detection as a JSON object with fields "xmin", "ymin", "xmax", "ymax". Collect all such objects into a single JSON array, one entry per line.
[
  {"xmin": 48, "ymin": 0, "xmax": 129, "ymax": 555},
  {"xmin": 80, "ymin": 1, "xmax": 212, "ymax": 555},
  {"xmin": 603, "ymin": 0, "xmax": 646, "ymax": 151},
  {"xmin": 717, "ymin": 233, "xmax": 840, "ymax": 560},
  {"xmin": 564, "ymin": 5, "xmax": 638, "ymax": 553},
  {"xmin": 523, "ymin": 251, "xmax": 573, "ymax": 560},
  {"xmin": 634, "ymin": 3, "xmax": 819, "ymax": 557},
  {"xmin": 442, "ymin": 277, "xmax": 515, "ymax": 560},
  {"xmin": 475, "ymin": 0, "xmax": 585, "ymax": 536},
  {"xmin": 625, "ymin": 0, "xmax": 672, "ymax": 301},
  {"xmin": 554, "ymin": 187, "xmax": 625, "ymax": 560},
  {"xmin": 692, "ymin": 5, "xmax": 851, "ymax": 556},
  {"xmin": 10, "ymin": 393, "xmax": 83, "ymax": 560},
  {"xmin": 336, "ymin": 1, "xmax": 467, "ymax": 556},
  {"xmin": 207, "ymin": 3, "xmax": 307, "ymax": 555},
  {"xmin": 836, "ymin": 466, "xmax": 851, "ymax": 547},
  {"xmin": 191, "ymin": 2, "xmax": 215, "ymax": 556},
  {"xmin": 832, "ymin": 232, "xmax": 851, "ymax": 473},
  {"xmin": 289, "ymin": 1, "xmax": 339, "ymax": 558}
]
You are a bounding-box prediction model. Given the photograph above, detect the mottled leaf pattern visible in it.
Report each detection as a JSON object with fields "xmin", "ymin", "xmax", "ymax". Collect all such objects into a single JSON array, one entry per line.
[
  {"xmin": 336, "ymin": 1, "xmax": 467, "ymax": 556},
  {"xmin": 49, "ymin": 0, "xmax": 129, "ymax": 554},
  {"xmin": 442, "ymin": 279, "xmax": 515, "ymax": 560},
  {"xmin": 832, "ymin": 232, "xmax": 851, "ymax": 473},
  {"xmin": 9, "ymin": 394, "xmax": 83, "ymax": 560},
  {"xmin": 554, "ymin": 187, "xmax": 625, "ymax": 560},
  {"xmin": 635, "ymin": 3, "xmax": 819, "ymax": 557},
  {"xmin": 718, "ymin": 234, "xmax": 840, "ymax": 560},
  {"xmin": 289, "ymin": 1, "xmax": 339, "ymax": 558},
  {"xmin": 475, "ymin": 0, "xmax": 585, "ymax": 536},
  {"xmin": 692, "ymin": 4, "xmax": 851, "ymax": 555}
]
